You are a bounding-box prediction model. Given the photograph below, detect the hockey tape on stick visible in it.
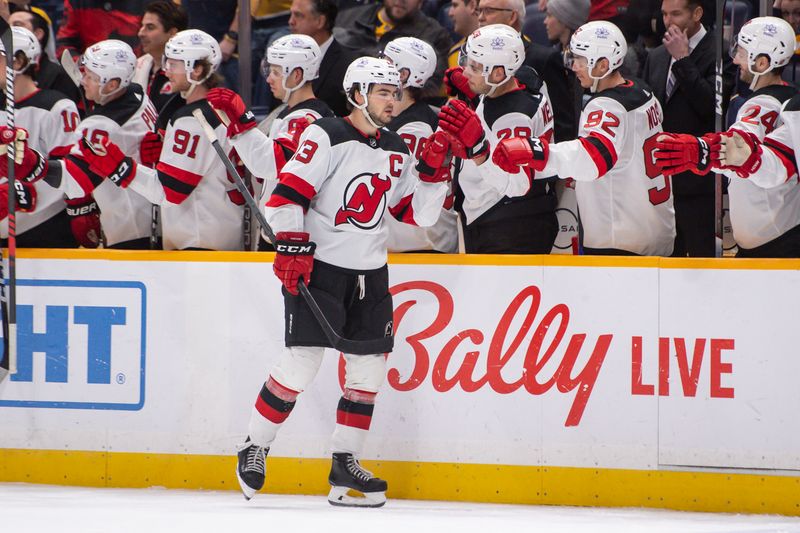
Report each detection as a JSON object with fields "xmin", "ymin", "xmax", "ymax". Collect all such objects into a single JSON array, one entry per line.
[
  {"xmin": 0, "ymin": 17, "xmax": 15, "ymax": 379},
  {"xmin": 59, "ymin": 49, "xmax": 81, "ymax": 87},
  {"xmin": 191, "ymin": 108, "xmax": 390, "ymax": 355}
]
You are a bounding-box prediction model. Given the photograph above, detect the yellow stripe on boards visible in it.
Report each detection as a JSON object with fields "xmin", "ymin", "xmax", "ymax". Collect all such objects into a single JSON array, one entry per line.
[
  {"xmin": 7, "ymin": 248, "xmax": 800, "ymax": 270},
  {"xmin": 1, "ymin": 449, "xmax": 798, "ymax": 516}
]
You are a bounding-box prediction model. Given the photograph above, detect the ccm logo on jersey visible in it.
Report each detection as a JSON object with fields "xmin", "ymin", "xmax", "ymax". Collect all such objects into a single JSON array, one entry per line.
[
  {"xmin": 0, "ymin": 279, "xmax": 147, "ymax": 411},
  {"xmin": 334, "ymin": 173, "xmax": 392, "ymax": 230}
]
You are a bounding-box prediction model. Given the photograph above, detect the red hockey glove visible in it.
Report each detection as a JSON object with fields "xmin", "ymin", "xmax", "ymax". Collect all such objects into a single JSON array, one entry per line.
[
  {"xmin": 438, "ymin": 99, "xmax": 488, "ymax": 160},
  {"xmin": 65, "ymin": 195, "xmax": 101, "ymax": 248},
  {"xmin": 653, "ymin": 133, "xmax": 718, "ymax": 176},
  {"xmin": 0, "ymin": 180, "xmax": 37, "ymax": 219},
  {"xmin": 492, "ymin": 136, "xmax": 550, "ymax": 174},
  {"xmin": 415, "ymin": 131, "xmax": 452, "ymax": 183},
  {"xmin": 273, "ymin": 231, "xmax": 315, "ymax": 296},
  {"xmin": 140, "ymin": 131, "xmax": 163, "ymax": 167},
  {"xmin": 443, "ymin": 66, "xmax": 478, "ymax": 104},
  {"xmin": 0, "ymin": 126, "xmax": 48, "ymax": 183},
  {"xmin": 206, "ymin": 87, "xmax": 257, "ymax": 138},
  {"xmin": 79, "ymin": 136, "xmax": 136, "ymax": 188}
]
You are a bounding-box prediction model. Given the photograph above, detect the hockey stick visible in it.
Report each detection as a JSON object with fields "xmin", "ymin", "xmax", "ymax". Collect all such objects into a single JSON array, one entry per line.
[
  {"xmin": 59, "ymin": 50, "xmax": 89, "ymax": 114},
  {"xmin": 191, "ymin": 108, "xmax": 391, "ymax": 355},
  {"xmin": 0, "ymin": 18, "xmax": 15, "ymax": 382}
]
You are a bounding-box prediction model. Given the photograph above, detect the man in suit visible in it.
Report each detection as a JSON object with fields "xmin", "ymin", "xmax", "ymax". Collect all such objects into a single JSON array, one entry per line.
[
  {"xmin": 476, "ymin": 0, "xmax": 576, "ymax": 142},
  {"xmin": 642, "ymin": 0, "xmax": 735, "ymax": 257},
  {"xmin": 289, "ymin": 0, "xmax": 357, "ymax": 116}
]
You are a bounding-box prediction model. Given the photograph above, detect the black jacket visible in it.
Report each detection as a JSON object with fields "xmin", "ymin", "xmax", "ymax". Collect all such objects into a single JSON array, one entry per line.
[
  {"xmin": 333, "ymin": 4, "xmax": 451, "ymax": 96},
  {"xmin": 642, "ymin": 28, "xmax": 736, "ymax": 196},
  {"xmin": 523, "ymin": 36, "xmax": 576, "ymax": 142},
  {"xmin": 313, "ymin": 38, "xmax": 358, "ymax": 118}
]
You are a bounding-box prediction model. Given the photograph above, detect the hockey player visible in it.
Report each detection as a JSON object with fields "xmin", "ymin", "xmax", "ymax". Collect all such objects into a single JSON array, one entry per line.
[
  {"xmin": 653, "ymin": 17, "xmax": 800, "ymax": 258},
  {"xmin": 439, "ymin": 24, "xmax": 557, "ymax": 254},
  {"xmin": 71, "ymin": 30, "xmax": 247, "ymax": 251},
  {"xmin": 492, "ymin": 20, "xmax": 676, "ymax": 256},
  {"xmin": 383, "ymin": 36, "xmax": 458, "ymax": 253},
  {"xmin": 204, "ymin": 34, "xmax": 334, "ymax": 249},
  {"xmin": 32, "ymin": 39, "xmax": 162, "ymax": 249},
  {"xmin": 235, "ymin": 57, "xmax": 452, "ymax": 507},
  {"xmin": 0, "ymin": 26, "xmax": 94, "ymax": 248}
]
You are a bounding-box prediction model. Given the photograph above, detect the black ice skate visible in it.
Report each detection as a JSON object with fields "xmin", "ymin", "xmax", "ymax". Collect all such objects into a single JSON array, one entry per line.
[
  {"xmin": 236, "ymin": 438, "xmax": 268, "ymax": 500},
  {"xmin": 327, "ymin": 452, "xmax": 387, "ymax": 508}
]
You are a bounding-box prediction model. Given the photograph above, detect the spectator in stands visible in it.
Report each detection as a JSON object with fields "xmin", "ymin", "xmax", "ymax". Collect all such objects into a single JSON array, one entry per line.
[
  {"xmin": 543, "ymin": 0, "xmax": 588, "ymax": 138},
  {"xmin": 8, "ymin": 6, "xmax": 80, "ymax": 107},
  {"xmin": 56, "ymin": 0, "xmax": 145, "ymax": 56},
  {"xmin": 135, "ymin": 1, "xmax": 188, "ymax": 116},
  {"xmin": 476, "ymin": 0, "xmax": 575, "ymax": 142},
  {"xmin": 182, "ymin": 0, "xmax": 239, "ymax": 90},
  {"xmin": 333, "ymin": 0, "xmax": 451, "ymax": 96},
  {"xmin": 642, "ymin": 0, "xmax": 735, "ymax": 257},
  {"xmin": 289, "ymin": 0, "xmax": 357, "ymax": 117},
  {"xmin": 781, "ymin": 0, "xmax": 800, "ymax": 32},
  {"xmin": 447, "ymin": 0, "xmax": 478, "ymax": 68}
]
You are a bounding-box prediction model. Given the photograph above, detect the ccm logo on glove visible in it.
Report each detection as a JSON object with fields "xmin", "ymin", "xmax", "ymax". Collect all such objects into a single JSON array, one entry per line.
[{"xmin": 275, "ymin": 242, "xmax": 314, "ymax": 254}]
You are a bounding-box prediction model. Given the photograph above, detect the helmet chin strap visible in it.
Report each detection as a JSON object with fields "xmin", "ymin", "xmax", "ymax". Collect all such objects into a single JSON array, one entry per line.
[
  {"xmin": 180, "ymin": 63, "xmax": 212, "ymax": 99},
  {"xmin": 97, "ymin": 83, "xmax": 124, "ymax": 105},
  {"xmin": 346, "ymin": 85, "xmax": 383, "ymax": 130},
  {"xmin": 747, "ymin": 62, "xmax": 773, "ymax": 91},
  {"xmin": 280, "ymin": 75, "xmax": 306, "ymax": 104}
]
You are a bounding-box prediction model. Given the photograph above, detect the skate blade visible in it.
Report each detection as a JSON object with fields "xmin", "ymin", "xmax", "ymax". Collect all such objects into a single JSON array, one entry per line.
[
  {"xmin": 235, "ymin": 470, "xmax": 257, "ymax": 501},
  {"xmin": 327, "ymin": 486, "xmax": 386, "ymax": 508}
]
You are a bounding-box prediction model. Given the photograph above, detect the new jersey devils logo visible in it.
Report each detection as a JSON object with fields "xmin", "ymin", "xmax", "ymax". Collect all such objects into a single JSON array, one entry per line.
[{"xmin": 334, "ymin": 172, "xmax": 392, "ymax": 229}]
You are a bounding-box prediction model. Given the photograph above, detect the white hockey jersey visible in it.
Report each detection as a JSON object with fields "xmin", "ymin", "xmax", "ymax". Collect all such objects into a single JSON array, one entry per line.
[
  {"xmin": 721, "ymin": 84, "xmax": 800, "ymax": 250},
  {"xmin": 539, "ymin": 79, "xmax": 676, "ymax": 256},
  {"xmin": 231, "ymin": 98, "xmax": 334, "ymax": 208},
  {"xmin": 0, "ymin": 89, "xmax": 80, "ymax": 238},
  {"xmin": 55, "ymin": 84, "xmax": 159, "ymax": 246},
  {"xmin": 456, "ymin": 86, "xmax": 555, "ymax": 224},
  {"xmin": 122, "ymin": 100, "xmax": 245, "ymax": 250},
  {"xmin": 265, "ymin": 117, "xmax": 448, "ymax": 270},
  {"xmin": 385, "ymin": 101, "xmax": 458, "ymax": 253}
]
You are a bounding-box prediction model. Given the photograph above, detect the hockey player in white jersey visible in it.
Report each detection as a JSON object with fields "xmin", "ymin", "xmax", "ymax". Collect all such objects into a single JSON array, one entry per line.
[
  {"xmin": 35, "ymin": 39, "xmax": 162, "ymax": 249},
  {"xmin": 0, "ymin": 26, "xmax": 92, "ymax": 248},
  {"xmin": 439, "ymin": 24, "xmax": 558, "ymax": 254},
  {"xmin": 234, "ymin": 57, "xmax": 452, "ymax": 508},
  {"xmin": 205, "ymin": 34, "xmax": 334, "ymax": 249},
  {"xmin": 382, "ymin": 36, "xmax": 458, "ymax": 253},
  {"xmin": 654, "ymin": 17, "xmax": 800, "ymax": 257},
  {"xmin": 493, "ymin": 20, "xmax": 676, "ymax": 256},
  {"xmin": 73, "ymin": 30, "xmax": 246, "ymax": 250}
]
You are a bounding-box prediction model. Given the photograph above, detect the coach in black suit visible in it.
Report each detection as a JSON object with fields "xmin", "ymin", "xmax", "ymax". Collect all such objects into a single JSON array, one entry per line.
[
  {"xmin": 642, "ymin": 0, "xmax": 735, "ymax": 257},
  {"xmin": 289, "ymin": 0, "xmax": 358, "ymax": 117}
]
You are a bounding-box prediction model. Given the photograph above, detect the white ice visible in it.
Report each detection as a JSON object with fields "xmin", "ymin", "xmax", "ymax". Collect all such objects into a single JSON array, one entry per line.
[{"xmin": 2, "ymin": 483, "xmax": 800, "ymax": 533}]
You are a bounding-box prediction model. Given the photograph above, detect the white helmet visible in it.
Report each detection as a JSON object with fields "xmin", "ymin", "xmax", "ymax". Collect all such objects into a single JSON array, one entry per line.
[
  {"xmin": 463, "ymin": 24, "xmax": 524, "ymax": 95},
  {"xmin": 733, "ymin": 16, "xmax": 796, "ymax": 89},
  {"xmin": 9, "ymin": 26, "xmax": 41, "ymax": 74},
  {"xmin": 263, "ymin": 34, "xmax": 322, "ymax": 103},
  {"xmin": 569, "ymin": 20, "xmax": 627, "ymax": 92},
  {"xmin": 343, "ymin": 56, "xmax": 401, "ymax": 129},
  {"xmin": 164, "ymin": 29, "xmax": 221, "ymax": 98},
  {"xmin": 81, "ymin": 40, "xmax": 136, "ymax": 104},
  {"xmin": 82, "ymin": 40, "xmax": 135, "ymax": 87},
  {"xmin": 382, "ymin": 37, "xmax": 436, "ymax": 89}
]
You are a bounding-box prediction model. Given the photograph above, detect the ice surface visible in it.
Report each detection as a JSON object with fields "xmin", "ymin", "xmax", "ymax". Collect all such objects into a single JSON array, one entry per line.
[{"xmin": 2, "ymin": 483, "xmax": 800, "ymax": 533}]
